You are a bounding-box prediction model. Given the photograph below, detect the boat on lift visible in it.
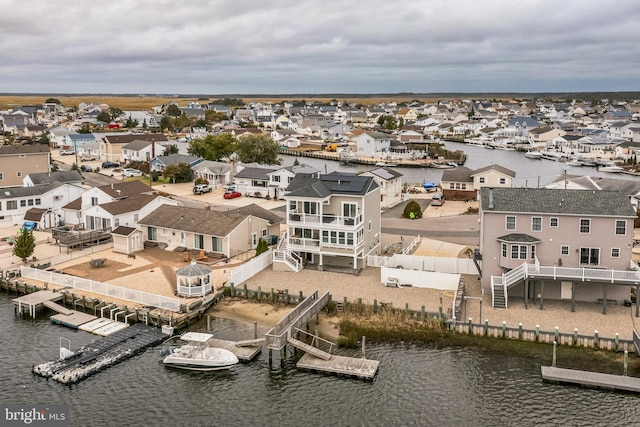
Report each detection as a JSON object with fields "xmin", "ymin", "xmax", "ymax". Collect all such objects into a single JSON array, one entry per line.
[{"xmin": 524, "ymin": 151, "xmax": 542, "ymax": 159}]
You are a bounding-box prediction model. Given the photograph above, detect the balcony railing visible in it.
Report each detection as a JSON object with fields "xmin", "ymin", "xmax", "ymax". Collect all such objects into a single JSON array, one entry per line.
[
  {"xmin": 177, "ymin": 283, "xmax": 212, "ymax": 297},
  {"xmin": 289, "ymin": 237, "xmax": 320, "ymax": 250},
  {"xmin": 288, "ymin": 212, "xmax": 362, "ymax": 228}
]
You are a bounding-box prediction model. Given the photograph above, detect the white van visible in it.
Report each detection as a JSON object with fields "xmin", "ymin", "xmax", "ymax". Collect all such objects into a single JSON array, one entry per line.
[{"xmin": 431, "ymin": 193, "xmax": 445, "ymax": 206}]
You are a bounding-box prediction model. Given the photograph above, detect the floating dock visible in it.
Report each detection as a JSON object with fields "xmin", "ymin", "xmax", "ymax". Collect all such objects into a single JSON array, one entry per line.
[
  {"xmin": 206, "ymin": 338, "xmax": 263, "ymax": 362},
  {"xmin": 33, "ymin": 323, "xmax": 167, "ymax": 384},
  {"xmin": 296, "ymin": 353, "xmax": 379, "ymax": 380},
  {"xmin": 541, "ymin": 366, "xmax": 640, "ymax": 393}
]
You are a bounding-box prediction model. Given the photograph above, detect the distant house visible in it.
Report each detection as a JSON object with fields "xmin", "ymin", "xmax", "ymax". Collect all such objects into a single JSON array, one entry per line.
[
  {"xmin": 0, "ymin": 144, "xmax": 51, "ymax": 188},
  {"xmin": 23, "ymin": 170, "xmax": 83, "ymax": 187},
  {"xmin": 121, "ymin": 139, "xmax": 167, "ymax": 163},
  {"xmin": 234, "ymin": 166, "xmax": 275, "ymax": 198},
  {"xmin": 64, "ymin": 133, "xmax": 96, "ymax": 152},
  {"xmin": 441, "ymin": 164, "xmax": 515, "ymax": 200},
  {"xmin": 150, "ymin": 154, "xmax": 202, "ymax": 173},
  {"xmin": 100, "ymin": 133, "xmax": 167, "ymax": 163},
  {"xmin": 354, "ymin": 131, "xmax": 392, "ymax": 157},
  {"xmin": 359, "ymin": 166, "xmax": 403, "ymax": 209},
  {"xmin": 138, "ymin": 204, "xmax": 283, "ymax": 255},
  {"xmin": 191, "ymin": 161, "xmax": 232, "ymax": 188}
]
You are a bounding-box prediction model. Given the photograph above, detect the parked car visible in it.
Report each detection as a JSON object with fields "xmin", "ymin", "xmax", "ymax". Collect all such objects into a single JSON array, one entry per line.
[
  {"xmin": 59, "ymin": 149, "xmax": 75, "ymax": 156},
  {"xmin": 80, "ymin": 165, "xmax": 93, "ymax": 172},
  {"xmin": 80, "ymin": 154, "xmax": 97, "ymax": 161},
  {"xmin": 431, "ymin": 193, "xmax": 445, "ymax": 206},
  {"xmin": 193, "ymin": 184, "xmax": 212, "ymax": 195},
  {"xmin": 122, "ymin": 168, "xmax": 143, "ymax": 177},
  {"xmin": 102, "ymin": 161, "xmax": 120, "ymax": 168},
  {"xmin": 223, "ymin": 191, "xmax": 242, "ymax": 199}
]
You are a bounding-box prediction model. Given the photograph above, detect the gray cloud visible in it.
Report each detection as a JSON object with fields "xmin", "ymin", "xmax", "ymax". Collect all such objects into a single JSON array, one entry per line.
[{"xmin": 1, "ymin": 0, "xmax": 639, "ymax": 94}]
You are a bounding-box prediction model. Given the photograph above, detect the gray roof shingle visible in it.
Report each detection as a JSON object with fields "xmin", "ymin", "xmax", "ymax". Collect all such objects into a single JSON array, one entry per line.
[{"xmin": 480, "ymin": 187, "xmax": 636, "ymax": 217}]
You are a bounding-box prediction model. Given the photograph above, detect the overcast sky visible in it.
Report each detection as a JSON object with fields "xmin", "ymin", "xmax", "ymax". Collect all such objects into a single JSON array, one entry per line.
[{"xmin": 1, "ymin": 0, "xmax": 639, "ymax": 95}]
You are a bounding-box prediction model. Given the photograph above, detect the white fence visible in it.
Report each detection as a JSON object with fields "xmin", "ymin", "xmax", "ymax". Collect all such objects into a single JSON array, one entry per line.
[
  {"xmin": 20, "ymin": 266, "xmax": 181, "ymax": 311},
  {"xmin": 368, "ymin": 254, "xmax": 479, "ymax": 275},
  {"xmin": 230, "ymin": 249, "xmax": 273, "ymax": 285}
]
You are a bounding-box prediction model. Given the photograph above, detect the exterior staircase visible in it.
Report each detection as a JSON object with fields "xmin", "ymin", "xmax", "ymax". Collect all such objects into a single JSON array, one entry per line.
[
  {"xmin": 492, "ymin": 285, "xmax": 506, "ymax": 309},
  {"xmin": 272, "ymin": 232, "xmax": 303, "ymax": 272},
  {"xmin": 490, "ymin": 261, "xmax": 527, "ymax": 309}
]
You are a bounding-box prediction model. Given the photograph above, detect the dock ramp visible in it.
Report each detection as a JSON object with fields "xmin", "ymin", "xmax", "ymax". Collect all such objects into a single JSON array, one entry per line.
[
  {"xmin": 43, "ymin": 300, "xmax": 73, "ymax": 315},
  {"xmin": 265, "ymin": 290, "xmax": 330, "ymax": 350},
  {"xmin": 288, "ymin": 337, "xmax": 332, "ymax": 360}
]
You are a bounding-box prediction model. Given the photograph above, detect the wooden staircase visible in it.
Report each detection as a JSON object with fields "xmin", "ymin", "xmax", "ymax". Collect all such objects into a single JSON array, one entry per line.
[{"xmin": 492, "ymin": 285, "xmax": 506, "ymax": 309}]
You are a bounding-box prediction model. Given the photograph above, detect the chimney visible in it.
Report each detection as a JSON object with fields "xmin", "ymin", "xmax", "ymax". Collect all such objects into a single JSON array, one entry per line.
[{"xmin": 488, "ymin": 188, "xmax": 494, "ymax": 210}]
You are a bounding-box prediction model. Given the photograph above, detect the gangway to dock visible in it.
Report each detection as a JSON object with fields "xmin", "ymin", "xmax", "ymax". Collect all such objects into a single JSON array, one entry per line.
[
  {"xmin": 265, "ymin": 290, "xmax": 331, "ymax": 350},
  {"xmin": 42, "ymin": 300, "xmax": 73, "ymax": 315},
  {"xmin": 288, "ymin": 337, "xmax": 332, "ymax": 360}
]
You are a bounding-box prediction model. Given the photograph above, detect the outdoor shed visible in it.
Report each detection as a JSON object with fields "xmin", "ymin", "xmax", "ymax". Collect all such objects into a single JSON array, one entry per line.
[{"xmin": 111, "ymin": 226, "xmax": 143, "ymax": 255}]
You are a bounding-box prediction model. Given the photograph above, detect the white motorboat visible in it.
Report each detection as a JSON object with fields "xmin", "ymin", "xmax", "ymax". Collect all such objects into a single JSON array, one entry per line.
[
  {"xmin": 524, "ymin": 151, "xmax": 542, "ymax": 159},
  {"xmin": 565, "ymin": 157, "xmax": 582, "ymax": 166},
  {"xmin": 540, "ymin": 151, "xmax": 564, "ymax": 161},
  {"xmin": 163, "ymin": 332, "xmax": 239, "ymax": 371},
  {"xmin": 597, "ymin": 165, "xmax": 624, "ymax": 173}
]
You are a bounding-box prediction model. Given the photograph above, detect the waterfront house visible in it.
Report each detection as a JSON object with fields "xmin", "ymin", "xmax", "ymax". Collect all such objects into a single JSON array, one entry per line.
[
  {"xmin": 274, "ymin": 172, "xmax": 381, "ymax": 273},
  {"xmin": 121, "ymin": 139, "xmax": 166, "ymax": 163},
  {"xmin": 359, "ymin": 166, "xmax": 403, "ymax": 209},
  {"xmin": 137, "ymin": 204, "xmax": 283, "ymax": 256},
  {"xmin": 0, "ymin": 144, "xmax": 51, "ymax": 188},
  {"xmin": 354, "ymin": 131, "xmax": 392, "ymax": 158},
  {"xmin": 441, "ymin": 164, "xmax": 515, "ymax": 201},
  {"xmin": 191, "ymin": 160, "xmax": 232, "ymax": 188},
  {"xmin": 479, "ymin": 187, "xmax": 636, "ymax": 310}
]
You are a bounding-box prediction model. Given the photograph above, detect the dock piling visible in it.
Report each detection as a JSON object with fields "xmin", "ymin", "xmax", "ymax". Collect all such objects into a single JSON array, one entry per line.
[
  {"xmin": 552, "ymin": 341, "xmax": 557, "ymax": 367},
  {"xmin": 624, "ymin": 351, "xmax": 629, "ymax": 376}
]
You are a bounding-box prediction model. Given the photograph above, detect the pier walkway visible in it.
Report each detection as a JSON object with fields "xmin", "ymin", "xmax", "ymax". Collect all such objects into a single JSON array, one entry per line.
[
  {"xmin": 33, "ymin": 323, "xmax": 167, "ymax": 384},
  {"xmin": 541, "ymin": 366, "xmax": 640, "ymax": 393}
]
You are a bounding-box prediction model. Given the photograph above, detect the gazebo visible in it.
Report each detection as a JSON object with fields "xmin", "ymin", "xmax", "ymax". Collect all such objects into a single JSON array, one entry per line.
[{"xmin": 175, "ymin": 260, "xmax": 212, "ymax": 297}]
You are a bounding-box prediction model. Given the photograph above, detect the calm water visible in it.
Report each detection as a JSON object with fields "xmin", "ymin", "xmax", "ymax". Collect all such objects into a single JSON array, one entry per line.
[
  {"xmin": 280, "ymin": 141, "xmax": 633, "ymax": 188},
  {"xmin": 2, "ymin": 295, "xmax": 640, "ymax": 427}
]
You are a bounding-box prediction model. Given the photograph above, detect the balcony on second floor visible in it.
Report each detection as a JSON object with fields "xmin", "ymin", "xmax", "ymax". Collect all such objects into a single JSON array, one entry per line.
[{"xmin": 288, "ymin": 212, "xmax": 363, "ymax": 228}]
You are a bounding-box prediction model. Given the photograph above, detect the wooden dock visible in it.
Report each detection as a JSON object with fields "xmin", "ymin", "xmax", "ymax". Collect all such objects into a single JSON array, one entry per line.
[
  {"xmin": 13, "ymin": 290, "xmax": 63, "ymax": 317},
  {"xmin": 541, "ymin": 366, "xmax": 640, "ymax": 393},
  {"xmin": 33, "ymin": 323, "xmax": 168, "ymax": 384},
  {"xmin": 208, "ymin": 338, "xmax": 262, "ymax": 362},
  {"xmin": 296, "ymin": 353, "xmax": 379, "ymax": 380}
]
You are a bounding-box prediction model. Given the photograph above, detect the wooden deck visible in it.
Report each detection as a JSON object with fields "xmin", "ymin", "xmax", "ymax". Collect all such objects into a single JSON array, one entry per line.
[
  {"xmin": 296, "ymin": 353, "xmax": 379, "ymax": 379},
  {"xmin": 541, "ymin": 366, "xmax": 640, "ymax": 393},
  {"xmin": 208, "ymin": 338, "xmax": 262, "ymax": 361},
  {"xmin": 51, "ymin": 311, "xmax": 97, "ymax": 329}
]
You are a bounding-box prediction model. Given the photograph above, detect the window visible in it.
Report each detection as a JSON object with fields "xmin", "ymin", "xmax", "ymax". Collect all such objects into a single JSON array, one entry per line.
[
  {"xmin": 114, "ymin": 218, "xmax": 120, "ymax": 227},
  {"xmin": 289, "ymin": 200, "xmax": 297, "ymax": 211},
  {"xmin": 479, "ymin": 177, "xmax": 485, "ymax": 184},
  {"xmin": 212, "ymin": 237, "xmax": 223, "ymax": 252},
  {"xmin": 579, "ymin": 219, "xmax": 590, "ymax": 234},
  {"xmin": 262, "ymin": 228, "xmax": 268, "ymax": 238},
  {"xmin": 531, "ymin": 245, "xmax": 536, "ymax": 259},
  {"xmin": 347, "ymin": 232, "xmax": 354, "ymax": 245},
  {"xmin": 162, "ymin": 228, "xmax": 168, "ymax": 235},
  {"xmin": 531, "ymin": 217, "xmax": 542, "ymax": 232},
  {"xmin": 322, "ymin": 230, "xmax": 328, "ymax": 243},
  {"xmin": 580, "ymin": 247, "xmax": 599, "ymax": 265},
  {"xmin": 16, "ymin": 171, "xmax": 22, "ymax": 177},
  {"xmin": 449, "ymin": 183, "xmax": 455, "ymax": 189},
  {"xmin": 499, "ymin": 178, "xmax": 506, "ymax": 184},
  {"xmin": 147, "ymin": 227, "xmax": 157, "ymax": 241},
  {"xmin": 7, "ymin": 201, "xmax": 17, "ymax": 210},
  {"xmin": 194, "ymin": 234, "xmax": 204, "ymax": 250},
  {"xmin": 252, "ymin": 180, "xmax": 267, "ymax": 187},
  {"xmin": 502, "ymin": 243, "xmax": 507, "ymax": 258},
  {"xmin": 506, "ymin": 216, "xmax": 516, "ymax": 230},
  {"xmin": 343, "ymin": 202, "xmax": 357, "ymax": 218},
  {"xmin": 27, "ymin": 199, "xmax": 33, "ymax": 206},
  {"xmin": 611, "ymin": 248, "xmax": 620, "ymax": 258},
  {"xmin": 20, "ymin": 200, "xmax": 26, "ymax": 207},
  {"xmin": 134, "ymin": 214, "xmax": 138, "ymax": 223},
  {"xmin": 368, "ymin": 220, "xmax": 372, "ymax": 232},
  {"xmin": 561, "ymin": 245, "xmax": 569, "ymax": 256},
  {"xmin": 461, "ymin": 183, "xmax": 466, "ymax": 190},
  {"xmin": 91, "ymin": 197, "xmax": 98, "ymax": 206},
  {"xmin": 35, "ymin": 198, "xmax": 41, "ymax": 205},
  {"xmin": 511, "ymin": 245, "xmax": 527, "ymax": 259},
  {"xmin": 550, "ymin": 217, "xmax": 558, "ymax": 227},
  {"xmin": 272, "ymin": 175, "xmax": 281, "ymax": 183},
  {"xmin": 615, "ymin": 220, "xmax": 626, "ymax": 235},
  {"xmin": 303, "ymin": 201, "xmax": 317, "ymax": 215},
  {"xmin": 0, "ymin": 202, "xmax": 2, "ymax": 210},
  {"xmin": 0, "ymin": 172, "xmax": 3, "ymax": 180},
  {"xmin": 338, "ymin": 232, "xmax": 345, "ymax": 245}
]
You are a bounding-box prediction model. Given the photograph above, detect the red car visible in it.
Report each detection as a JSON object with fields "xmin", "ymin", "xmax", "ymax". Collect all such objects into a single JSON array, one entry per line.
[{"xmin": 223, "ymin": 191, "xmax": 241, "ymax": 199}]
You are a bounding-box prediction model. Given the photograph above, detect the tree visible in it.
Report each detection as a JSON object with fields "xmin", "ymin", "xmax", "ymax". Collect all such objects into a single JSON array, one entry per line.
[
  {"xmin": 188, "ymin": 134, "xmax": 236, "ymax": 161},
  {"xmin": 159, "ymin": 116, "xmax": 172, "ymax": 131},
  {"xmin": 78, "ymin": 124, "xmax": 92, "ymax": 134},
  {"xmin": 162, "ymin": 162, "xmax": 192, "ymax": 183},
  {"xmin": 166, "ymin": 104, "xmax": 181, "ymax": 117},
  {"xmin": 125, "ymin": 115, "xmax": 139, "ymax": 128},
  {"xmin": 255, "ymin": 238, "xmax": 269, "ymax": 256},
  {"xmin": 109, "ymin": 107, "xmax": 123, "ymax": 119},
  {"xmin": 13, "ymin": 230, "xmax": 36, "ymax": 263},
  {"xmin": 97, "ymin": 111, "xmax": 111, "ymax": 123},
  {"xmin": 234, "ymin": 134, "xmax": 281, "ymax": 165},
  {"xmin": 163, "ymin": 144, "xmax": 179, "ymax": 155},
  {"xmin": 45, "ymin": 98, "xmax": 61, "ymax": 104}
]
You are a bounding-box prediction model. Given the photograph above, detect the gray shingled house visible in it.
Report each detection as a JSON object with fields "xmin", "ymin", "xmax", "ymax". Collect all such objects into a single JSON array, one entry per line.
[{"xmin": 479, "ymin": 187, "xmax": 637, "ymax": 311}]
